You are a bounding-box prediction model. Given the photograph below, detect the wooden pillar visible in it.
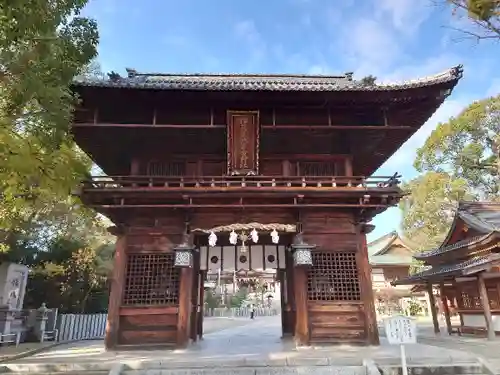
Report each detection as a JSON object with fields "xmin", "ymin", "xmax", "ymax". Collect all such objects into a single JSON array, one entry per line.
[
  {"xmin": 130, "ymin": 158, "xmax": 140, "ymax": 175},
  {"xmin": 278, "ymin": 270, "xmax": 288, "ymax": 337},
  {"xmin": 293, "ymin": 266, "xmax": 309, "ymax": 346},
  {"xmin": 198, "ymin": 271, "xmax": 206, "ymax": 339},
  {"xmin": 439, "ymin": 282, "xmax": 452, "ymax": 335},
  {"xmin": 477, "ymin": 272, "xmax": 495, "ymax": 341},
  {"xmin": 344, "ymin": 157, "xmax": 353, "ymax": 177},
  {"xmin": 427, "ymin": 283, "xmax": 440, "ymax": 334},
  {"xmin": 189, "ymin": 253, "xmax": 200, "ymax": 342},
  {"xmin": 452, "ymin": 280, "xmax": 465, "ymax": 327},
  {"xmin": 104, "ymin": 227, "xmax": 127, "ymax": 350},
  {"xmin": 177, "ymin": 267, "xmax": 193, "ymax": 348},
  {"xmin": 357, "ymin": 229, "xmax": 379, "ymax": 345},
  {"xmin": 286, "ymin": 250, "xmax": 296, "ymax": 336}
]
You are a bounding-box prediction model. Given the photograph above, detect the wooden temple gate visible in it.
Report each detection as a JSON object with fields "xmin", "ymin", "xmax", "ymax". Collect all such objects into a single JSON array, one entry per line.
[{"xmin": 72, "ymin": 66, "xmax": 462, "ymax": 349}]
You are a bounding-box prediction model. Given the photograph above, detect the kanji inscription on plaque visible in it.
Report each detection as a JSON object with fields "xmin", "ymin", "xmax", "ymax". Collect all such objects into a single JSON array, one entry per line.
[{"xmin": 227, "ymin": 111, "xmax": 259, "ymax": 175}]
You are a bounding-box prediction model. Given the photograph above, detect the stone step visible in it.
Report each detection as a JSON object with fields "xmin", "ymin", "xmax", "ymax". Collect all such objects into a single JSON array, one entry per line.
[
  {"xmin": 122, "ymin": 366, "xmax": 367, "ymax": 375},
  {"xmin": 378, "ymin": 364, "xmax": 485, "ymax": 375}
]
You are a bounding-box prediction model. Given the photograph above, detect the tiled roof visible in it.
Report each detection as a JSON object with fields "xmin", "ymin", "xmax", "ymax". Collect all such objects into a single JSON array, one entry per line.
[
  {"xmin": 368, "ymin": 231, "xmax": 398, "ymax": 256},
  {"xmin": 414, "ymin": 201, "xmax": 500, "ymax": 260},
  {"xmin": 393, "ymin": 253, "xmax": 500, "ymax": 285},
  {"xmin": 73, "ymin": 65, "xmax": 463, "ymax": 92}
]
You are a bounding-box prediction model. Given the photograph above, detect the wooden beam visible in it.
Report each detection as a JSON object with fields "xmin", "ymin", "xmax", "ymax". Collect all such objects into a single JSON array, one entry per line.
[
  {"xmin": 73, "ymin": 123, "xmax": 226, "ymax": 129},
  {"xmin": 477, "ymin": 272, "xmax": 496, "ymax": 341},
  {"xmin": 72, "ymin": 122, "xmax": 412, "ymax": 130},
  {"xmin": 439, "ymin": 282, "xmax": 453, "ymax": 335},
  {"xmin": 91, "ymin": 203, "xmax": 393, "ymax": 209},
  {"xmin": 261, "ymin": 125, "xmax": 412, "ymax": 130},
  {"xmin": 426, "ymin": 283, "xmax": 440, "ymax": 334}
]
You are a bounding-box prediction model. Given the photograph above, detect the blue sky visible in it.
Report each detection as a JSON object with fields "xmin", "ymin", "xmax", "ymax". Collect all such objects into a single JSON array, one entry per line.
[{"xmin": 82, "ymin": 0, "xmax": 499, "ymax": 242}]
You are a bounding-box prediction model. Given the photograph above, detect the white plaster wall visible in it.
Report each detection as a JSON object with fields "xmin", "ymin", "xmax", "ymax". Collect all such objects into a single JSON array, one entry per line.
[
  {"xmin": 462, "ymin": 313, "xmax": 500, "ymax": 331},
  {"xmin": 371, "ymin": 268, "xmax": 385, "ymax": 283}
]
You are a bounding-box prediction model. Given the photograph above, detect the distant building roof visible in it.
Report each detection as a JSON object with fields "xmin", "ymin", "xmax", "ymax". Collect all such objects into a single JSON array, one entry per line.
[
  {"xmin": 393, "ymin": 253, "xmax": 500, "ymax": 285},
  {"xmin": 73, "ymin": 65, "xmax": 463, "ymax": 92},
  {"xmin": 414, "ymin": 201, "xmax": 500, "ymax": 260},
  {"xmin": 368, "ymin": 231, "xmax": 414, "ymax": 266}
]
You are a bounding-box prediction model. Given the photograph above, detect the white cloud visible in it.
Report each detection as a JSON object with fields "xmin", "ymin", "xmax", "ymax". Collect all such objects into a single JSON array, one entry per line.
[
  {"xmin": 378, "ymin": 53, "xmax": 462, "ymax": 82},
  {"xmin": 376, "ymin": 0, "xmax": 432, "ymax": 35},
  {"xmin": 234, "ymin": 20, "xmax": 261, "ymax": 45},
  {"xmin": 340, "ymin": 18, "xmax": 401, "ymax": 76},
  {"xmin": 233, "ymin": 19, "xmax": 266, "ymax": 69}
]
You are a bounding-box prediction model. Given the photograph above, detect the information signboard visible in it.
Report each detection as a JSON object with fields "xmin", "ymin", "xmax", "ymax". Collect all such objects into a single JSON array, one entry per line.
[
  {"xmin": 384, "ymin": 315, "xmax": 417, "ymax": 345},
  {"xmin": 384, "ymin": 315, "xmax": 417, "ymax": 375}
]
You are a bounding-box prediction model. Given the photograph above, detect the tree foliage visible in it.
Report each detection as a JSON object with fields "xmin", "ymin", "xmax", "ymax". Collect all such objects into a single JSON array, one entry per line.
[
  {"xmin": 439, "ymin": 0, "xmax": 500, "ymax": 41},
  {"xmin": 414, "ymin": 94, "xmax": 500, "ymax": 199},
  {"xmin": 360, "ymin": 75, "xmax": 377, "ymax": 86},
  {"xmin": 401, "ymin": 95, "xmax": 500, "ymax": 249},
  {"xmin": 400, "ymin": 172, "xmax": 473, "ymax": 250},
  {"xmin": 0, "ymin": 0, "xmax": 99, "ymax": 233},
  {"xmin": 24, "ymin": 237, "xmax": 114, "ymax": 313}
]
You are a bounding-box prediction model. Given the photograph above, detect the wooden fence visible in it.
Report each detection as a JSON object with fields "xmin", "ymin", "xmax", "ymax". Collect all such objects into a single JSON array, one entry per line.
[
  {"xmin": 204, "ymin": 307, "xmax": 279, "ymax": 317},
  {"xmin": 53, "ymin": 308, "xmax": 279, "ymax": 341}
]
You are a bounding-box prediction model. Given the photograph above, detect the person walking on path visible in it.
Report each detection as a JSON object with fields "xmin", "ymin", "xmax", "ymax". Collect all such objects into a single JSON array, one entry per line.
[{"xmin": 250, "ymin": 304, "xmax": 255, "ymax": 320}]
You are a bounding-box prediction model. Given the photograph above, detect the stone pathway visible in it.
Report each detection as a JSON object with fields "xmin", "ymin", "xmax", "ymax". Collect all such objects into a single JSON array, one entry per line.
[
  {"xmin": 4, "ymin": 315, "xmax": 483, "ymax": 367},
  {"xmin": 0, "ymin": 342, "xmax": 56, "ymax": 361},
  {"xmin": 415, "ymin": 322, "xmax": 500, "ymax": 373}
]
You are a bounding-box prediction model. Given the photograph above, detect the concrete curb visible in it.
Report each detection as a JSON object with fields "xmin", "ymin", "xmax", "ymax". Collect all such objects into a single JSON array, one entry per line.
[{"xmin": 0, "ymin": 337, "xmax": 103, "ymax": 364}]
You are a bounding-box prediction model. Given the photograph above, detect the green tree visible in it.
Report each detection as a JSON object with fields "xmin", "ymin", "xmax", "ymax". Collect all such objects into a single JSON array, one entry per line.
[
  {"xmin": 414, "ymin": 95, "xmax": 500, "ymax": 200},
  {"xmin": 401, "ymin": 95, "xmax": 500, "ymax": 250},
  {"xmin": 438, "ymin": 0, "xmax": 500, "ymax": 41},
  {"xmin": 400, "ymin": 172, "xmax": 472, "ymax": 250},
  {"xmin": 0, "ymin": 0, "xmax": 99, "ymax": 233},
  {"xmin": 360, "ymin": 75, "xmax": 377, "ymax": 86},
  {"xmin": 24, "ymin": 236, "xmax": 113, "ymax": 313}
]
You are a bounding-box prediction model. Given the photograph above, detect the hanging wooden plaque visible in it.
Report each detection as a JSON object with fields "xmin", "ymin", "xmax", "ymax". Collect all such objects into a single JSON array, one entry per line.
[{"xmin": 227, "ymin": 111, "xmax": 260, "ymax": 175}]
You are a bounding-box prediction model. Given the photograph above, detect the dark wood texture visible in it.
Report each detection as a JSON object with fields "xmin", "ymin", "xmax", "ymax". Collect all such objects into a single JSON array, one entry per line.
[
  {"xmin": 177, "ymin": 267, "xmax": 193, "ymax": 348},
  {"xmin": 357, "ymin": 229, "xmax": 379, "ymax": 345},
  {"xmin": 427, "ymin": 283, "xmax": 440, "ymax": 334},
  {"xmin": 293, "ymin": 266, "xmax": 309, "ymax": 346},
  {"xmin": 440, "ymin": 282, "xmax": 453, "ymax": 335},
  {"xmin": 104, "ymin": 230, "xmax": 126, "ymax": 349},
  {"xmin": 478, "ymin": 273, "xmax": 496, "ymax": 340},
  {"xmin": 118, "ymin": 307, "xmax": 178, "ymax": 346},
  {"xmin": 227, "ymin": 111, "xmax": 259, "ymax": 174},
  {"xmin": 74, "ymin": 82, "xmax": 420, "ymax": 349}
]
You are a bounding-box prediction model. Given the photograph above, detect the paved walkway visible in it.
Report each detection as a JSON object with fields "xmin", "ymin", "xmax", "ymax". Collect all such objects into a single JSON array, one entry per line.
[{"xmin": 4, "ymin": 315, "xmax": 487, "ymax": 367}]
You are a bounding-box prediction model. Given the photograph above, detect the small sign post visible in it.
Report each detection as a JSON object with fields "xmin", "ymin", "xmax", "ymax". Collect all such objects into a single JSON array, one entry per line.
[{"xmin": 384, "ymin": 315, "xmax": 417, "ymax": 375}]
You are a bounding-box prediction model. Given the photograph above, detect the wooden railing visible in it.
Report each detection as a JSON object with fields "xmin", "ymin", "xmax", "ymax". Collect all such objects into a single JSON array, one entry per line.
[{"xmin": 82, "ymin": 174, "xmax": 401, "ymax": 190}]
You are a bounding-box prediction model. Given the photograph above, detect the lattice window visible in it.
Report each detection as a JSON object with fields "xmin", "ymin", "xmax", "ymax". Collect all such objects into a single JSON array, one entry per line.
[
  {"xmin": 299, "ymin": 162, "xmax": 336, "ymax": 176},
  {"xmin": 146, "ymin": 160, "xmax": 185, "ymax": 176},
  {"xmin": 307, "ymin": 251, "xmax": 361, "ymax": 301},
  {"xmin": 123, "ymin": 253, "xmax": 180, "ymax": 306},
  {"xmin": 460, "ymin": 290, "xmax": 481, "ymax": 310},
  {"xmin": 487, "ymin": 288, "xmax": 499, "ymax": 309}
]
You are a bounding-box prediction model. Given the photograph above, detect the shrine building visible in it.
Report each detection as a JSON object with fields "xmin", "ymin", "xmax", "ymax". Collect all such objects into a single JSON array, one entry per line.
[{"xmin": 71, "ymin": 66, "xmax": 463, "ymax": 349}]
